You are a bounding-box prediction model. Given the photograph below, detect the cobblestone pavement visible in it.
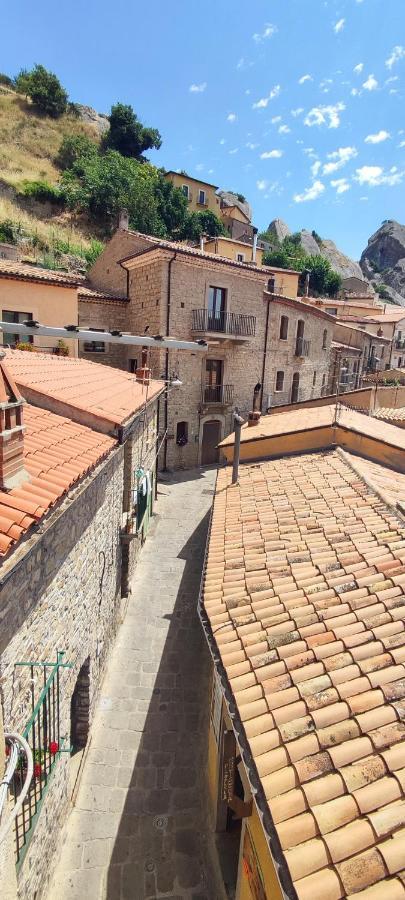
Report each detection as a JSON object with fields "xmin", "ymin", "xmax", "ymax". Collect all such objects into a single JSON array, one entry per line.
[{"xmin": 47, "ymin": 468, "xmax": 226, "ymax": 900}]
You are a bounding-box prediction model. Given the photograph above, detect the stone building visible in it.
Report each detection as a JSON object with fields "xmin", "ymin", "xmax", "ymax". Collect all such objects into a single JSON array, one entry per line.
[
  {"xmin": 0, "ymin": 351, "xmax": 163, "ymax": 898},
  {"xmin": 85, "ymin": 228, "xmax": 335, "ymax": 469}
]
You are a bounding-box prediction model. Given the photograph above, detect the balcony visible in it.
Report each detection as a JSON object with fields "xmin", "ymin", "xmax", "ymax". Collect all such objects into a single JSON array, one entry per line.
[
  {"xmin": 295, "ymin": 337, "xmax": 311, "ymax": 357},
  {"xmin": 191, "ymin": 309, "xmax": 256, "ymax": 340},
  {"xmin": 202, "ymin": 384, "xmax": 234, "ymax": 405}
]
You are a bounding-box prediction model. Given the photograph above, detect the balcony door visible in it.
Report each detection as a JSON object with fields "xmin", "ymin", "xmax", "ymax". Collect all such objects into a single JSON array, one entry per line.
[
  {"xmin": 205, "ymin": 359, "xmax": 223, "ymax": 403},
  {"xmin": 291, "ymin": 372, "xmax": 300, "ymax": 403},
  {"xmin": 295, "ymin": 319, "xmax": 305, "ymax": 356},
  {"xmin": 208, "ymin": 286, "xmax": 226, "ymax": 332}
]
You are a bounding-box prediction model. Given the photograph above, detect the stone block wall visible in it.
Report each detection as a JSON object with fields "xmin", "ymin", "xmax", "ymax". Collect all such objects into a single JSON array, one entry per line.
[
  {"xmin": 78, "ymin": 297, "xmax": 130, "ymax": 370},
  {"xmin": 0, "ymin": 448, "xmax": 124, "ymax": 900},
  {"xmin": 265, "ymin": 300, "xmax": 333, "ymax": 409}
]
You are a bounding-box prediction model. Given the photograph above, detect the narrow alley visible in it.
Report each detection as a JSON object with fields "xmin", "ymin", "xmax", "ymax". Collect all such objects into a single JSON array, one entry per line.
[{"xmin": 47, "ymin": 469, "xmax": 225, "ymax": 900}]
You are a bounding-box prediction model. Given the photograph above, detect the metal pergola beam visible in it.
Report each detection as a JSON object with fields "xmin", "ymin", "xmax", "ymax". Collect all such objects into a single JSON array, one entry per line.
[{"xmin": 0, "ymin": 322, "xmax": 208, "ymax": 353}]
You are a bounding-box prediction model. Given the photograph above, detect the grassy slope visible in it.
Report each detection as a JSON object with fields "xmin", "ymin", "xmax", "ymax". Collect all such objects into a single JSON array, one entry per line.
[{"xmin": 0, "ymin": 87, "xmax": 102, "ymax": 256}]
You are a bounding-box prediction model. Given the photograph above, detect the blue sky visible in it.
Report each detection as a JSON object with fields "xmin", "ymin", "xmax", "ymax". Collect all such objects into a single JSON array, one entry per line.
[{"xmin": 3, "ymin": 0, "xmax": 404, "ymax": 259}]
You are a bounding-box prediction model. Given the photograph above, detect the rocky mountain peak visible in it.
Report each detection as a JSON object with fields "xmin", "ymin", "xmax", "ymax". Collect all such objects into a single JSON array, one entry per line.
[
  {"xmin": 267, "ymin": 218, "xmax": 291, "ymax": 243},
  {"xmin": 360, "ymin": 219, "xmax": 405, "ymax": 307}
]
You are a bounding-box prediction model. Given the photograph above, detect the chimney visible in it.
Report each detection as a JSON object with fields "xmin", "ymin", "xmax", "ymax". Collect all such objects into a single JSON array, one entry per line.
[
  {"xmin": 251, "ymin": 227, "xmax": 258, "ymax": 265},
  {"xmin": 0, "ymin": 352, "xmax": 29, "ymax": 490},
  {"xmin": 248, "ymin": 382, "xmax": 262, "ymax": 427},
  {"xmin": 118, "ymin": 208, "xmax": 129, "ymax": 231},
  {"xmin": 135, "ymin": 347, "xmax": 151, "ymax": 386},
  {"xmin": 199, "ymin": 234, "xmax": 205, "ymax": 253}
]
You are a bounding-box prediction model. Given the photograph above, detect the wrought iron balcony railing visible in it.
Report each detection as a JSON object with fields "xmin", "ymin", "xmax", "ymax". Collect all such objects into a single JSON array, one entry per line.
[
  {"xmin": 295, "ymin": 337, "xmax": 311, "ymax": 357},
  {"xmin": 191, "ymin": 309, "xmax": 256, "ymax": 338},
  {"xmin": 202, "ymin": 384, "xmax": 234, "ymax": 405}
]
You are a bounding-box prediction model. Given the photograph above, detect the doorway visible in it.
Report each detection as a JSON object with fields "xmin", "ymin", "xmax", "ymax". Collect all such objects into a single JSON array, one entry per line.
[
  {"xmin": 208, "ymin": 286, "xmax": 226, "ymax": 331},
  {"xmin": 291, "ymin": 372, "xmax": 300, "ymax": 403},
  {"xmin": 69, "ymin": 657, "xmax": 90, "ymax": 797},
  {"xmin": 201, "ymin": 420, "xmax": 221, "ymax": 465},
  {"xmin": 205, "ymin": 359, "xmax": 224, "ymax": 403}
]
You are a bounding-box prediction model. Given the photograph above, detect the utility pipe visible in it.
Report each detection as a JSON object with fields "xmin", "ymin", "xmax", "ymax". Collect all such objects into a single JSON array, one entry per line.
[{"xmin": 232, "ymin": 413, "xmax": 244, "ymax": 485}]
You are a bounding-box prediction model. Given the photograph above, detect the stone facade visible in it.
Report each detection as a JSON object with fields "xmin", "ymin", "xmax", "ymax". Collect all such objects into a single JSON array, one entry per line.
[
  {"xmin": 78, "ymin": 296, "xmax": 130, "ymax": 370},
  {"xmin": 86, "ymin": 233, "xmax": 335, "ymax": 469}
]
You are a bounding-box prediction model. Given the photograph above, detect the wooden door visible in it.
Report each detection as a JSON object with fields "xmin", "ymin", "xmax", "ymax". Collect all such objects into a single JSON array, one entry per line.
[{"xmin": 201, "ymin": 420, "xmax": 221, "ymax": 465}]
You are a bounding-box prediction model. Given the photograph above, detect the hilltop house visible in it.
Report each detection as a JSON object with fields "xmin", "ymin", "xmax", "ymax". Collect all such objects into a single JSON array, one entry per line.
[{"xmin": 0, "ymin": 351, "xmax": 163, "ymax": 899}]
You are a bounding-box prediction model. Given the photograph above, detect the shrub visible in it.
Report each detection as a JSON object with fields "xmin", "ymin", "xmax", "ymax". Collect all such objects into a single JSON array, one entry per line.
[
  {"xmin": 83, "ymin": 240, "xmax": 104, "ymax": 266},
  {"xmin": 56, "ymin": 339, "xmax": 69, "ymax": 356},
  {"xmin": 312, "ymin": 229, "xmax": 323, "ymax": 246},
  {"xmin": 0, "ymin": 73, "xmax": 13, "ymax": 87},
  {"xmin": 56, "ymin": 134, "xmax": 98, "ymax": 171},
  {"xmin": 374, "ymin": 283, "xmax": 391, "ymax": 300},
  {"xmin": 182, "ymin": 209, "xmax": 225, "ymax": 241},
  {"xmin": 0, "ymin": 219, "xmax": 15, "ymax": 243},
  {"xmin": 20, "ymin": 180, "xmax": 62, "ymax": 204},
  {"xmin": 15, "ymin": 64, "xmax": 68, "ymax": 118},
  {"xmin": 15, "ymin": 341, "xmax": 34, "ymax": 351},
  {"xmin": 105, "ymin": 103, "xmax": 162, "ymax": 159}
]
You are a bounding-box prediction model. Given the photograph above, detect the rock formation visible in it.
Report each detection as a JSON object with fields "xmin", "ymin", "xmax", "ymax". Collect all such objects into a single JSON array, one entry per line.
[{"xmin": 360, "ymin": 220, "xmax": 405, "ymax": 307}]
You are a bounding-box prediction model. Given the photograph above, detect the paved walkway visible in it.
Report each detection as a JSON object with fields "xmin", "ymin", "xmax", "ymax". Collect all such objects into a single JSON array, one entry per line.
[{"xmin": 47, "ymin": 469, "xmax": 225, "ymax": 900}]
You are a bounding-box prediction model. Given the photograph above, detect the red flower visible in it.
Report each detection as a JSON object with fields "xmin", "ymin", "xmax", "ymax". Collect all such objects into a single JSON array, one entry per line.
[
  {"xmin": 34, "ymin": 763, "xmax": 42, "ymax": 778},
  {"xmin": 49, "ymin": 741, "xmax": 59, "ymax": 755}
]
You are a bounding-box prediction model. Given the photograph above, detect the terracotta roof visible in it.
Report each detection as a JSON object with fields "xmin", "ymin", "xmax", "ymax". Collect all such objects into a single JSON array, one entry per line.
[
  {"xmin": 332, "ymin": 341, "xmax": 362, "ymax": 354},
  {"xmin": 373, "ymin": 408, "xmax": 405, "ymax": 424},
  {"xmin": 0, "ymin": 260, "xmax": 84, "ymax": 287},
  {"xmin": 342, "ymin": 451, "xmax": 405, "ymax": 508},
  {"xmin": 364, "ymin": 312, "xmax": 405, "ymax": 324},
  {"xmin": 78, "ymin": 285, "xmax": 128, "ymax": 303},
  {"xmin": 201, "ymin": 450, "xmax": 405, "ymax": 899},
  {"xmin": 164, "ymin": 170, "xmax": 220, "ymax": 189},
  {"xmin": 120, "ymin": 233, "xmax": 301, "ymax": 276},
  {"xmin": 0, "ymin": 404, "xmax": 115, "ymax": 556},
  {"xmin": 3, "ymin": 350, "xmax": 164, "ymax": 430}
]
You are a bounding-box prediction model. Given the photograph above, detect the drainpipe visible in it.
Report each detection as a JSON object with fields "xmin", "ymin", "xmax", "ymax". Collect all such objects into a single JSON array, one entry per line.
[
  {"xmin": 251, "ymin": 227, "xmax": 258, "ymax": 264},
  {"xmin": 260, "ymin": 293, "xmax": 271, "ymax": 410},
  {"xmin": 232, "ymin": 413, "xmax": 244, "ymax": 485},
  {"xmin": 163, "ymin": 253, "xmax": 177, "ymax": 471}
]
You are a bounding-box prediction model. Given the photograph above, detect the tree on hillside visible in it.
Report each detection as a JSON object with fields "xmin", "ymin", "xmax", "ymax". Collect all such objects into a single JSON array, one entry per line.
[
  {"xmin": 15, "ymin": 64, "xmax": 68, "ymax": 117},
  {"xmin": 263, "ymin": 236, "xmax": 342, "ymax": 297},
  {"xmin": 57, "ymin": 134, "xmax": 98, "ymax": 171},
  {"xmin": 182, "ymin": 209, "xmax": 226, "ymax": 241},
  {"xmin": 105, "ymin": 103, "xmax": 162, "ymax": 159},
  {"xmin": 154, "ymin": 175, "xmax": 188, "ymax": 237}
]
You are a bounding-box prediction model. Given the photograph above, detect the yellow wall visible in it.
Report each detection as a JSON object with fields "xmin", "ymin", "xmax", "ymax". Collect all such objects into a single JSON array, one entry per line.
[
  {"xmin": 221, "ymin": 206, "xmax": 250, "ymax": 225},
  {"xmin": 204, "ymin": 238, "xmax": 264, "ymax": 266},
  {"xmin": 164, "ymin": 172, "xmax": 221, "ymax": 216},
  {"xmin": 221, "ymin": 426, "xmax": 334, "ymax": 464},
  {"xmin": 236, "ymin": 805, "xmax": 283, "ymax": 900},
  {"xmin": 0, "ymin": 279, "xmax": 78, "ymax": 355}
]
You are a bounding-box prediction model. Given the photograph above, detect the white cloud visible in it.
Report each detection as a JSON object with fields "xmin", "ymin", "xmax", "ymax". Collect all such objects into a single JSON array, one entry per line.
[
  {"xmin": 363, "ymin": 74, "xmax": 378, "ymax": 91},
  {"xmin": 227, "ymin": 113, "xmax": 237, "ymax": 122},
  {"xmin": 385, "ymin": 76, "xmax": 399, "ymax": 85},
  {"xmin": 253, "ymin": 23, "xmax": 277, "ymax": 42},
  {"xmin": 334, "ymin": 18, "xmax": 345, "ymax": 33},
  {"xmin": 365, "ymin": 130, "xmax": 390, "ymax": 144},
  {"xmin": 353, "ymin": 63, "xmax": 364, "ymax": 74},
  {"xmin": 298, "ymin": 74, "xmax": 312, "ymax": 84},
  {"xmin": 351, "ymin": 87, "xmax": 360, "ymax": 96},
  {"xmin": 331, "ymin": 177, "xmax": 350, "ymax": 194},
  {"xmin": 399, "ymin": 140, "xmax": 405, "ymax": 148},
  {"xmin": 271, "ymin": 115, "xmax": 282, "ymax": 124},
  {"xmin": 304, "ymin": 101, "xmax": 345, "ymax": 129},
  {"xmin": 195, "ymin": 163, "xmax": 204, "ymax": 172},
  {"xmin": 246, "ymin": 141, "xmax": 259, "ymax": 150},
  {"xmin": 354, "ymin": 165, "xmax": 404, "ymax": 186},
  {"xmin": 311, "ymin": 160, "xmax": 321, "ymax": 177},
  {"xmin": 229, "ymin": 148, "xmax": 238, "ymax": 155},
  {"xmin": 260, "ymin": 149, "xmax": 283, "ymax": 158},
  {"xmin": 252, "ymin": 85, "xmax": 281, "ymax": 109},
  {"xmin": 294, "ymin": 180, "xmax": 325, "ymax": 203},
  {"xmin": 291, "ymin": 107, "xmax": 304, "ymax": 117},
  {"xmin": 256, "ymin": 179, "xmax": 268, "ymax": 191},
  {"xmin": 278, "ymin": 124, "xmax": 291, "ymax": 134},
  {"xmin": 189, "ymin": 82, "xmax": 207, "ymax": 93},
  {"xmin": 320, "ymin": 78, "xmax": 333, "ymax": 94},
  {"xmin": 386, "ymin": 46, "xmax": 405, "ymax": 69},
  {"xmin": 322, "ymin": 146, "xmax": 357, "ymax": 174},
  {"xmin": 219, "ymin": 138, "xmax": 226, "ymax": 145}
]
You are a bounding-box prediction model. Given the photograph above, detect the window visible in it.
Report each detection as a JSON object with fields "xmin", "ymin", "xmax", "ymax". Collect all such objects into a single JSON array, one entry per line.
[
  {"xmin": 322, "ymin": 329, "xmax": 328, "ymax": 350},
  {"xmin": 279, "ymin": 315, "xmax": 288, "ymax": 340},
  {"xmin": 182, "ymin": 184, "xmax": 189, "ymax": 199},
  {"xmin": 267, "ymin": 276, "xmax": 275, "ymax": 294},
  {"xmin": 2, "ymin": 310, "xmax": 33, "ymax": 346},
  {"xmin": 236, "ymin": 253, "xmax": 245, "ymax": 262},
  {"xmin": 291, "ymin": 372, "xmax": 300, "ymax": 404},
  {"xmin": 312, "ymin": 371, "xmax": 317, "ymax": 387},
  {"xmin": 275, "ymin": 371, "xmax": 284, "ymax": 392},
  {"xmin": 176, "ymin": 421, "xmax": 188, "ymax": 446},
  {"xmin": 205, "ymin": 359, "xmax": 224, "ymax": 402},
  {"xmin": 399, "ymin": 357, "xmax": 402, "ymax": 367},
  {"xmin": 83, "ymin": 328, "xmax": 106, "ymax": 353},
  {"xmin": 322, "ymin": 373, "xmax": 326, "ymax": 394},
  {"xmin": 198, "ymin": 189, "xmax": 206, "ymax": 205},
  {"xmin": 208, "ymin": 286, "xmax": 226, "ymax": 330},
  {"xmin": 129, "ymin": 358, "xmax": 138, "ymax": 373},
  {"xmin": 328, "ymin": 308, "xmax": 337, "ymax": 316},
  {"xmin": 381, "ymin": 346, "xmax": 385, "ymax": 359}
]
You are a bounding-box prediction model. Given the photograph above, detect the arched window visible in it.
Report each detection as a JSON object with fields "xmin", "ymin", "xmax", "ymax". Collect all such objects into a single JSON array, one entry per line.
[
  {"xmin": 291, "ymin": 372, "xmax": 300, "ymax": 404},
  {"xmin": 279, "ymin": 316, "xmax": 288, "ymax": 340},
  {"xmin": 176, "ymin": 421, "xmax": 188, "ymax": 446},
  {"xmin": 312, "ymin": 371, "xmax": 317, "ymax": 387},
  {"xmin": 275, "ymin": 371, "xmax": 284, "ymax": 392},
  {"xmin": 322, "ymin": 328, "xmax": 328, "ymax": 350}
]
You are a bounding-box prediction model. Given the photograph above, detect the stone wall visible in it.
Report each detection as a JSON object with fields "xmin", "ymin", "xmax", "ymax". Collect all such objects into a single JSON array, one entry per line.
[
  {"xmin": 0, "ymin": 448, "xmax": 124, "ymax": 900},
  {"xmin": 78, "ymin": 297, "xmax": 130, "ymax": 370},
  {"xmin": 266, "ymin": 300, "xmax": 333, "ymax": 408}
]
